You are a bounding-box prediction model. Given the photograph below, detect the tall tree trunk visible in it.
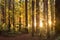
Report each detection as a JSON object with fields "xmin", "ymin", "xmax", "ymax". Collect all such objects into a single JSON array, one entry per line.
[
  {"xmin": 1, "ymin": 0, "xmax": 6, "ymax": 30},
  {"xmin": 19, "ymin": 0, "xmax": 21, "ymax": 31},
  {"xmin": 8, "ymin": 0, "xmax": 11, "ymax": 31},
  {"xmin": 36, "ymin": 0, "xmax": 40, "ymax": 35},
  {"xmin": 0, "ymin": 0, "xmax": 3, "ymax": 30},
  {"xmin": 12, "ymin": 0, "xmax": 15, "ymax": 31},
  {"xmin": 47, "ymin": 0, "xmax": 50, "ymax": 39},
  {"xmin": 50, "ymin": 0, "xmax": 55, "ymax": 38},
  {"xmin": 43, "ymin": 0, "xmax": 49, "ymax": 39},
  {"xmin": 4, "ymin": 0, "xmax": 6, "ymax": 24},
  {"xmin": 25, "ymin": 0, "xmax": 28, "ymax": 29},
  {"xmin": 32, "ymin": 0, "xmax": 35, "ymax": 36},
  {"xmin": 1, "ymin": 0, "xmax": 5, "ymax": 23},
  {"xmin": 5, "ymin": 0, "xmax": 7, "ymax": 23}
]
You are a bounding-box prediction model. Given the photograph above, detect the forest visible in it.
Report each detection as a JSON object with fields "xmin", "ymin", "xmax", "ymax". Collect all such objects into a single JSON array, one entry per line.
[{"xmin": 0, "ymin": 0, "xmax": 58, "ymax": 40}]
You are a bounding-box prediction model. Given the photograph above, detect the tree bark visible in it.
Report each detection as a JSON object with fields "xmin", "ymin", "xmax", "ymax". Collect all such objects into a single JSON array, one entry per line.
[
  {"xmin": 36, "ymin": 0, "xmax": 40, "ymax": 35},
  {"xmin": 25, "ymin": 0, "xmax": 28, "ymax": 28},
  {"xmin": 32, "ymin": 0, "xmax": 35, "ymax": 36},
  {"xmin": 8, "ymin": 0, "xmax": 11, "ymax": 31}
]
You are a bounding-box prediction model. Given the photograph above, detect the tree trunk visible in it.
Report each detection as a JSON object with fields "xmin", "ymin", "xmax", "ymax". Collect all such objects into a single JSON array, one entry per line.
[
  {"xmin": 19, "ymin": 0, "xmax": 21, "ymax": 31},
  {"xmin": 25, "ymin": 0, "xmax": 28, "ymax": 30},
  {"xmin": 8, "ymin": 0, "xmax": 11, "ymax": 31},
  {"xmin": 47, "ymin": 0, "xmax": 50, "ymax": 39},
  {"xmin": 36, "ymin": 0, "xmax": 40, "ymax": 35},
  {"xmin": 12, "ymin": 0, "xmax": 15, "ymax": 31},
  {"xmin": 32, "ymin": 0, "xmax": 35, "ymax": 36}
]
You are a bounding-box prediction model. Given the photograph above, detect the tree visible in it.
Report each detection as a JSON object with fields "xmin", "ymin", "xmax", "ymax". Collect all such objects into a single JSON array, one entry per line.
[
  {"xmin": 25, "ymin": 0, "xmax": 28, "ymax": 28},
  {"xmin": 8, "ymin": 0, "xmax": 11, "ymax": 31},
  {"xmin": 1, "ymin": 0, "xmax": 6, "ymax": 24},
  {"xmin": 19, "ymin": 0, "xmax": 21, "ymax": 31},
  {"xmin": 32, "ymin": 0, "xmax": 35, "ymax": 36},
  {"xmin": 36, "ymin": 0, "xmax": 40, "ymax": 35},
  {"xmin": 23, "ymin": 0, "xmax": 28, "ymax": 33}
]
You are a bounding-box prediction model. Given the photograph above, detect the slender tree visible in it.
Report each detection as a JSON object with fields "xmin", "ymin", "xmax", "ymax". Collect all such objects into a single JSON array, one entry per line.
[
  {"xmin": 36, "ymin": 0, "xmax": 40, "ymax": 35},
  {"xmin": 19, "ymin": 0, "xmax": 21, "ymax": 31},
  {"xmin": 25, "ymin": 0, "xmax": 28, "ymax": 30},
  {"xmin": 12, "ymin": 0, "xmax": 15, "ymax": 31},
  {"xmin": 4, "ymin": 0, "xmax": 6, "ymax": 24},
  {"xmin": 47, "ymin": 0, "xmax": 50, "ymax": 39},
  {"xmin": 8, "ymin": 0, "xmax": 11, "ymax": 31},
  {"xmin": 32, "ymin": 0, "xmax": 35, "ymax": 36},
  {"xmin": 1, "ymin": 0, "xmax": 5, "ymax": 23},
  {"xmin": 43, "ymin": 0, "xmax": 49, "ymax": 39}
]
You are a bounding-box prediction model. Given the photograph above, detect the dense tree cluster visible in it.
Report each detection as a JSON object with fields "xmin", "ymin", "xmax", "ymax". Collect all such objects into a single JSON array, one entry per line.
[{"xmin": 0, "ymin": 0, "xmax": 56, "ymax": 39}]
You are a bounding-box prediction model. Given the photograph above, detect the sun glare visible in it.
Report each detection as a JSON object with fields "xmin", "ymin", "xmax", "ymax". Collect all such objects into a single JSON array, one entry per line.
[
  {"xmin": 34, "ymin": 19, "xmax": 36, "ymax": 27},
  {"xmin": 39, "ymin": 20, "xmax": 43, "ymax": 27},
  {"xmin": 48, "ymin": 20, "xmax": 51, "ymax": 26}
]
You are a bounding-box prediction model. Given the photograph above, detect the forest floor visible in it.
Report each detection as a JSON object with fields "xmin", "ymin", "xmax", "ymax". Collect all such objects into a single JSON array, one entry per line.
[
  {"xmin": 0, "ymin": 33, "xmax": 60, "ymax": 40},
  {"xmin": 0, "ymin": 34, "xmax": 40, "ymax": 40}
]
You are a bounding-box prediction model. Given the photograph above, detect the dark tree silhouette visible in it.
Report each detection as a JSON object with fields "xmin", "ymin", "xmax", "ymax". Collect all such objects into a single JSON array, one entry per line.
[
  {"xmin": 19, "ymin": 0, "xmax": 21, "ymax": 31},
  {"xmin": 25, "ymin": 0, "xmax": 28, "ymax": 33},
  {"xmin": 32, "ymin": 0, "xmax": 35, "ymax": 36}
]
